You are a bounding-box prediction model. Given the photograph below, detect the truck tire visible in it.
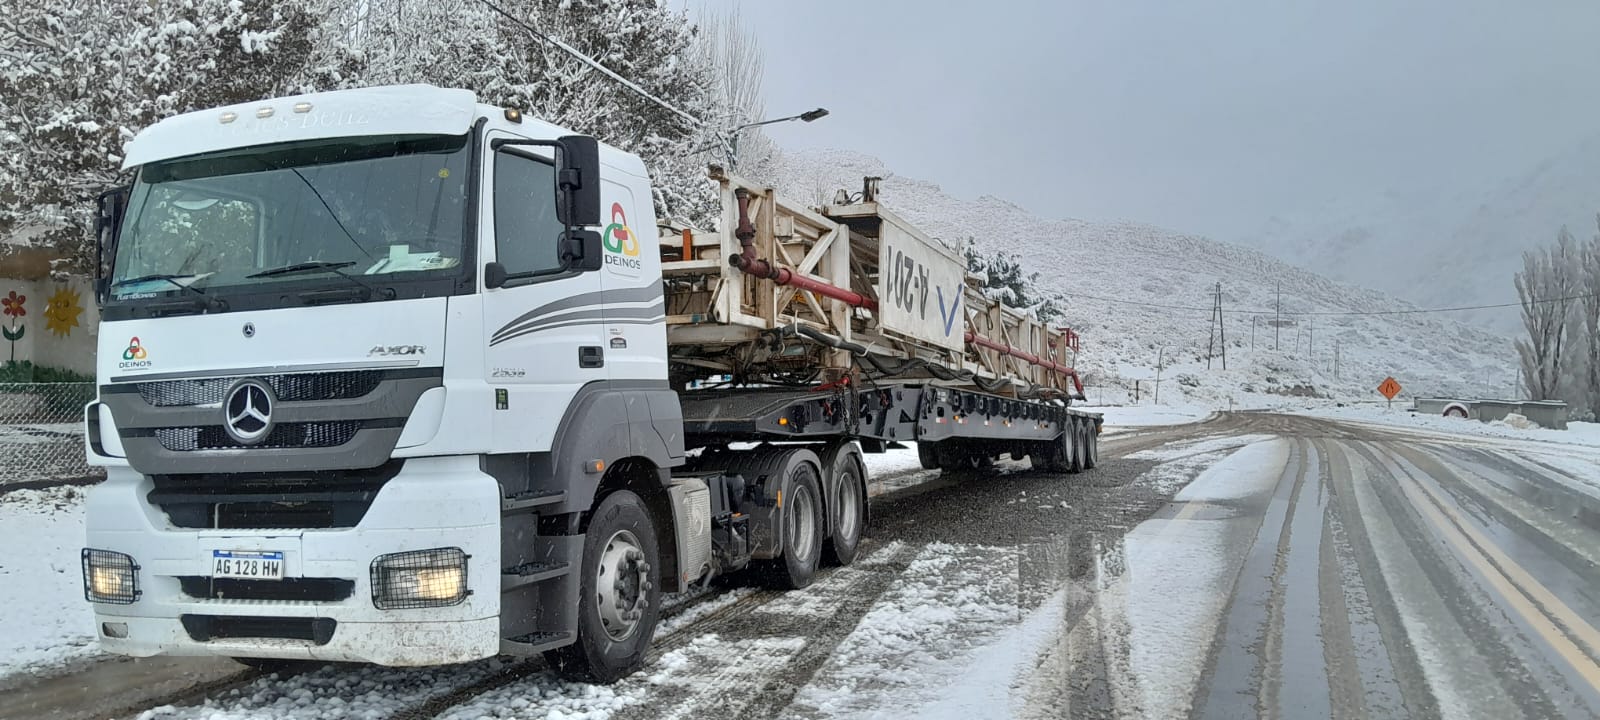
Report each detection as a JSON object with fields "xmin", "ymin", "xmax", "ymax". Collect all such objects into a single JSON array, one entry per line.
[
  {"xmin": 917, "ymin": 441, "xmax": 940, "ymax": 470},
  {"xmin": 822, "ymin": 442, "xmax": 867, "ymax": 566},
  {"xmin": 760, "ymin": 453, "xmax": 825, "ymax": 589},
  {"xmin": 1030, "ymin": 438, "xmax": 1068, "ymax": 473},
  {"xmin": 1081, "ymin": 423, "xmax": 1098, "ymax": 470},
  {"xmin": 547, "ymin": 489, "xmax": 660, "ymax": 684},
  {"xmin": 1066, "ymin": 419, "xmax": 1085, "ymax": 474}
]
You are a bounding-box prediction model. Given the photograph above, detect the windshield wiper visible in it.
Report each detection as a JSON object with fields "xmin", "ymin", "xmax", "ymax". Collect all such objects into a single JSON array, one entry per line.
[
  {"xmin": 248, "ymin": 261, "xmax": 394, "ymax": 300},
  {"xmin": 247, "ymin": 260, "xmax": 358, "ymax": 279},
  {"xmin": 112, "ymin": 273, "xmax": 208, "ymax": 297}
]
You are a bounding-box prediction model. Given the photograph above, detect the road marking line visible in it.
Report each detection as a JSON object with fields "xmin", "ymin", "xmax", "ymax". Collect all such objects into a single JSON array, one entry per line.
[{"xmin": 1395, "ymin": 459, "xmax": 1600, "ymax": 692}]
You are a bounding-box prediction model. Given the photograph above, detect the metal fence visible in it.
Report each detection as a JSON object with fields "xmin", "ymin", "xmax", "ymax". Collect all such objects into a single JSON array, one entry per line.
[{"xmin": 0, "ymin": 382, "xmax": 103, "ymax": 486}]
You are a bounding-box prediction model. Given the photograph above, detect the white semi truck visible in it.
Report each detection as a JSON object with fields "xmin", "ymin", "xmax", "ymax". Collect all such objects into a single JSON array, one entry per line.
[{"xmin": 81, "ymin": 85, "xmax": 1100, "ymax": 682}]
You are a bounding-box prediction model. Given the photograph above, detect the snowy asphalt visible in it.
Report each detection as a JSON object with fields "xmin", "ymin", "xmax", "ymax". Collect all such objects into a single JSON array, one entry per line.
[{"xmin": 5, "ymin": 413, "xmax": 1600, "ymax": 719}]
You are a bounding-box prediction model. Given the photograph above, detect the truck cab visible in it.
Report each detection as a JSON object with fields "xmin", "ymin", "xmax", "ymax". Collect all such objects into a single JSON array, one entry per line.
[{"xmin": 83, "ymin": 85, "xmax": 684, "ymax": 680}]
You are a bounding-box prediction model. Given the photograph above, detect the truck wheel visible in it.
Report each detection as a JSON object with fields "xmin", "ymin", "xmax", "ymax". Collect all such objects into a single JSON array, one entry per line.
[
  {"xmin": 547, "ymin": 490, "xmax": 660, "ymax": 684},
  {"xmin": 1030, "ymin": 439, "xmax": 1067, "ymax": 473},
  {"xmin": 761, "ymin": 454, "xmax": 825, "ymax": 589},
  {"xmin": 917, "ymin": 441, "xmax": 940, "ymax": 470},
  {"xmin": 1081, "ymin": 423, "xmax": 1098, "ymax": 470},
  {"xmin": 1066, "ymin": 420, "xmax": 1085, "ymax": 474},
  {"xmin": 822, "ymin": 443, "xmax": 867, "ymax": 566}
]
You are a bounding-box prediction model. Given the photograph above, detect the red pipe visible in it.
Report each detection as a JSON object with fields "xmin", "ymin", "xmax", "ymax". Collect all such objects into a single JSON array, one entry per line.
[
  {"xmin": 727, "ymin": 187, "xmax": 881, "ymax": 312},
  {"xmin": 965, "ymin": 330, "xmax": 1085, "ymax": 394}
]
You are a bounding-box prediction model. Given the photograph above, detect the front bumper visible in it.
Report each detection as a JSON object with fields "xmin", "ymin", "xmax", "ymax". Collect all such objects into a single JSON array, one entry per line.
[{"xmin": 85, "ymin": 456, "xmax": 502, "ymax": 666}]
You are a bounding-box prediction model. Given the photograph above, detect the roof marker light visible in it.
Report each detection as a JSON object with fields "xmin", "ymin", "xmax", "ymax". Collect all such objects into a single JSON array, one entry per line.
[
  {"xmin": 219, "ymin": 112, "xmax": 237, "ymax": 124},
  {"xmin": 504, "ymin": 108, "xmax": 523, "ymax": 124},
  {"xmin": 293, "ymin": 102, "xmax": 313, "ymax": 114},
  {"xmin": 256, "ymin": 107, "xmax": 274, "ymax": 119}
]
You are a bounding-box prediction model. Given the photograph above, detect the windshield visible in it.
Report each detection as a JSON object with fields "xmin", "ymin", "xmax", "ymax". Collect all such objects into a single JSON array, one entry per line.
[{"xmin": 110, "ymin": 134, "xmax": 470, "ymax": 299}]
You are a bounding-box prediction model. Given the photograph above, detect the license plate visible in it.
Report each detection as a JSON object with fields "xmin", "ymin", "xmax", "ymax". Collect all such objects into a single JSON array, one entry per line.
[{"xmin": 212, "ymin": 550, "xmax": 285, "ymax": 581}]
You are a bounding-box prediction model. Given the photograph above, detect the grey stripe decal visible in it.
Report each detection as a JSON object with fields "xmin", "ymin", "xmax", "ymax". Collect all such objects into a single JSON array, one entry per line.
[
  {"xmin": 489, "ymin": 315, "xmax": 664, "ymax": 347},
  {"xmin": 492, "ymin": 301, "xmax": 665, "ymax": 344},
  {"xmin": 490, "ymin": 285, "xmax": 661, "ymax": 341}
]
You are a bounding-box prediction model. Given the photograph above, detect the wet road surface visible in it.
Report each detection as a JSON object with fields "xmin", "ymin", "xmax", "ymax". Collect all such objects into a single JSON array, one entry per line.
[{"xmin": 5, "ymin": 413, "xmax": 1599, "ymax": 719}]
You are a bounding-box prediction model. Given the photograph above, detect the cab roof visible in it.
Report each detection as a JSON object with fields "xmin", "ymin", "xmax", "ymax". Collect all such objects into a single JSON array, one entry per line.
[{"xmin": 122, "ymin": 84, "xmax": 646, "ymax": 177}]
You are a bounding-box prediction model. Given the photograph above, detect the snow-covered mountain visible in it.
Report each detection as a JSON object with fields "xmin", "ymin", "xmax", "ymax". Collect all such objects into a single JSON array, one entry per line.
[
  {"xmin": 771, "ymin": 149, "xmax": 1519, "ymax": 406},
  {"xmin": 1237, "ymin": 135, "xmax": 1600, "ymax": 334}
]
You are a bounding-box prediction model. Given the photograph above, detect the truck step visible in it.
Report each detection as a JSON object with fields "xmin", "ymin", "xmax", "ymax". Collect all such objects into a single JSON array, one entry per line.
[
  {"xmin": 500, "ymin": 561, "xmax": 572, "ymax": 591},
  {"xmin": 500, "ymin": 631, "xmax": 573, "ymax": 655},
  {"xmin": 501, "ymin": 489, "xmax": 567, "ymax": 513}
]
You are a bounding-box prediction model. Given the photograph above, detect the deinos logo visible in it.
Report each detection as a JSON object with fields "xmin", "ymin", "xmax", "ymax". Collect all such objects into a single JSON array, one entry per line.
[
  {"xmin": 119, "ymin": 336, "xmax": 152, "ymax": 371},
  {"xmin": 602, "ymin": 202, "xmax": 642, "ymax": 276}
]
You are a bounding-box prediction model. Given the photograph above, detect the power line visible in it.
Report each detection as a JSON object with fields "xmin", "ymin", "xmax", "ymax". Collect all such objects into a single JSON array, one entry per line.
[
  {"xmin": 1054, "ymin": 289, "xmax": 1600, "ymax": 318},
  {"xmin": 473, "ymin": 0, "xmax": 706, "ymax": 128}
]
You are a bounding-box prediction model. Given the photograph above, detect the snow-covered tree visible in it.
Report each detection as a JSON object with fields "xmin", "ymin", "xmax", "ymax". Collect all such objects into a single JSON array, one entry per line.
[
  {"xmin": 0, "ymin": 0, "xmax": 358, "ymax": 270},
  {"xmin": 964, "ymin": 239, "xmax": 1065, "ymax": 323},
  {"xmin": 348, "ymin": 0, "xmax": 719, "ymax": 225},
  {"xmin": 696, "ymin": 5, "xmax": 777, "ymax": 181}
]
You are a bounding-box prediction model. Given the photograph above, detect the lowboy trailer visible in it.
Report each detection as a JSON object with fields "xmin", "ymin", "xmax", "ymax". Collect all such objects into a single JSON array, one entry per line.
[{"xmin": 80, "ymin": 85, "xmax": 1100, "ymax": 682}]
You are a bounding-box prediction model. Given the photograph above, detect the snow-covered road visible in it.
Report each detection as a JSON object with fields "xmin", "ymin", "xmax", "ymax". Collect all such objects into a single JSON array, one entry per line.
[{"xmin": 6, "ymin": 413, "xmax": 1600, "ymax": 719}]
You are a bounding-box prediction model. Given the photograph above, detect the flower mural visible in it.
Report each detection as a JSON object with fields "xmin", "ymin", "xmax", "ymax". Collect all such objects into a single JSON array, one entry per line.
[
  {"xmin": 44, "ymin": 287, "xmax": 84, "ymax": 337},
  {"xmin": 2, "ymin": 290, "xmax": 23, "ymax": 360}
]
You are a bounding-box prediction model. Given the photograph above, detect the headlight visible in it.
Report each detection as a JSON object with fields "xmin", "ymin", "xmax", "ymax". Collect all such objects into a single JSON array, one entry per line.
[
  {"xmin": 370, "ymin": 547, "xmax": 469, "ymax": 609},
  {"xmin": 82, "ymin": 549, "xmax": 139, "ymax": 604}
]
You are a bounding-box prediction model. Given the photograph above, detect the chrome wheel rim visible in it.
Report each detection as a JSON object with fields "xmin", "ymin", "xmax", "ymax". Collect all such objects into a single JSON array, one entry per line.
[
  {"xmin": 835, "ymin": 471, "xmax": 861, "ymax": 543},
  {"xmin": 789, "ymin": 482, "xmax": 817, "ymax": 561},
  {"xmin": 595, "ymin": 529, "xmax": 649, "ymax": 642}
]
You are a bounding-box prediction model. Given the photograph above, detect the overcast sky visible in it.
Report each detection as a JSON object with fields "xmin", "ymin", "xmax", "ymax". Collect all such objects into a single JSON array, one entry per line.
[{"xmin": 686, "ymin": 0, "xmax": 1600, "ymax": 241}]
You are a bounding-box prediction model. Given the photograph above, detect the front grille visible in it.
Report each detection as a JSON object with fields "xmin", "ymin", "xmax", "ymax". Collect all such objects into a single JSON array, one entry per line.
[
  {"xmin": 178, "ymin": 577, "xmax": 355, "ymax": 602},
  {"xmin": 149, "ymin": 462, "xmax": 400, "ymax": 529},
  {"xmin": 180, "ymin": 614, "xmax": 337, "ymax": 645},
  {"xmin": 155, "ymin": 421, "xmax": 360, "ymax": 451},
  {"xmin": 138, "ymin": 371, "xmax": 383, "ymax": 407}
]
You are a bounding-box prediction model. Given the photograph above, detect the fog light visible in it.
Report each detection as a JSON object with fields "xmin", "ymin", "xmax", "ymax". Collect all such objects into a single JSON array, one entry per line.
[
  {"xmin": 371, "ymin": 548, "xmax": 469, "ymax": 609},
  {"xmin": 82, "ymin": 549, "xmax": 139, "ymax": 604},
  {"xmin": 102, "ymin": 622, "xmax": 129, "ymax": 639}
]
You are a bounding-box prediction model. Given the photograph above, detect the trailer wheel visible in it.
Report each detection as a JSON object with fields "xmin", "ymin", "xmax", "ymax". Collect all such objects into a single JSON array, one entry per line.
[
  {"xmin": 547, "ymin": 489, "xmax": 660, "ymax": 684},
  {"xmin": 1081, "ymin": 423, "xmax": 1098, "ymax": 470},
  {"xmin": 761, "ymin": 454, "xmax": 825, "ymax": 589},
  {"xmin": 916, "ymin": 441, "xmax": 940, "ymax": 470},
  {"xmin": 1066, "ymin": 420, "xmax": 1085, "ymax": 474},
  {"xmin": 822, "ymin": 443, "xmax": 867, "ymax": 566}
]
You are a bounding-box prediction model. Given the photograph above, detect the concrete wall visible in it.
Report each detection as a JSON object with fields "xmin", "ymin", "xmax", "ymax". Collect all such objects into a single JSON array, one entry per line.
[
  {"xmin": 1, "ymin": 274, "xmax": 100, "ymax": 376},
  {"xmin": 1412, "ymin": 397, "xmax": 1570, "ymax": 430}
]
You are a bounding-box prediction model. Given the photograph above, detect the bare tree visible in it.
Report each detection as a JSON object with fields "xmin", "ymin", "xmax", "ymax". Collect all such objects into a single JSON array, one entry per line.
[
  {"xmin": 1582, "ymin": 216, "xmax": 1600, "ymax": 418},
  {"xmin": 696, "ymin": 5, "xmax": 774, "ymax": 177},
  {"xmin": 1515, "ymin": 228, "xmax": 1579, "ymax": 400}
]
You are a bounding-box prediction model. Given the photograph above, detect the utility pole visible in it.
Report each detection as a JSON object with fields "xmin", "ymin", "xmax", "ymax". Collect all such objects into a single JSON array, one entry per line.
[
  {"xmin": 1155, "ymin": 347, "xmax": 1165, "ymax": 405},
  {"xmin": 1334, "ymin": 340, "xmax": 1341, "ymax": 381},
  {"xmin": 1274, "ymin": 281, "xmax": 1282, "ymax": 351},
  {"xmin": 1308, "ymin": 316, "xmax": 1314, "ymax": 368},
  {"xmin": 1207, "ymin": 282, "xmax": 1226, "ymax": 370}
]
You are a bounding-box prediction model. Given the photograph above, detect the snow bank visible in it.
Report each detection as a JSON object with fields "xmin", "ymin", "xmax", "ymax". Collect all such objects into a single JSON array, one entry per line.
[
  {"xmin": 1297, "ymin": 404, "xmax": 1600, "ymax": 446},
  {"xmin": 0, "ymin": 487, "xmax": 99, "ymax": 680}
]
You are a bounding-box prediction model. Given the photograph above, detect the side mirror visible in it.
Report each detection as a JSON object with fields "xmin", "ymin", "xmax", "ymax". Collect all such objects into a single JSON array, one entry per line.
[
  {"xmin": 554, "ymin": 135, "xmax": 600, "ymax": 227},
  {"xmin": 94, "ymin": 186, "xmax": 131, "ymax": 305},
  {"xmin": 560, "ymin": 229, "xmax": 603, "ymax": 272}
]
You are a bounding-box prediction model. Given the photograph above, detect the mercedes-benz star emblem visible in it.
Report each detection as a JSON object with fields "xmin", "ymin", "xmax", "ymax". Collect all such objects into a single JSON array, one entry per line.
[
  {"xmin": 242, "ymin": 322, "xmax": 255, "ymax": 338},
  {"xmin": 223, "ymin": 379, "xmax": 275, "ymax": 445}
]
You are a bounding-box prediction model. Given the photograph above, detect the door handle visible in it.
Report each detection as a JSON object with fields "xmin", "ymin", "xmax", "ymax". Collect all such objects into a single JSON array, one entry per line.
[{"xmin": 579, "ymin": 346, "xmax": 604, "ymax": 368}]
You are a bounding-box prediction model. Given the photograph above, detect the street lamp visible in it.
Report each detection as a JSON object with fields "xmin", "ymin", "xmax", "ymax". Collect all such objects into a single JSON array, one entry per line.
[{"xmin": 720, "ymin": 108, "xmax": 829, "ymax": 170}]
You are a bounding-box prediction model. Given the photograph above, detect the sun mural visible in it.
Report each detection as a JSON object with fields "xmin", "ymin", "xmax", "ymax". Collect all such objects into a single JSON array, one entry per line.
[{"xmin": 43, "ymin": 286, "xmax": 84, "ymax": 337}]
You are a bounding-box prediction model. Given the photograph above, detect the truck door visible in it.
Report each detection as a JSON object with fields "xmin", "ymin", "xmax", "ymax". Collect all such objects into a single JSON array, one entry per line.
[{"xmin": 481, "ymin": 135, "xmax": 607, "ymax": 450}]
